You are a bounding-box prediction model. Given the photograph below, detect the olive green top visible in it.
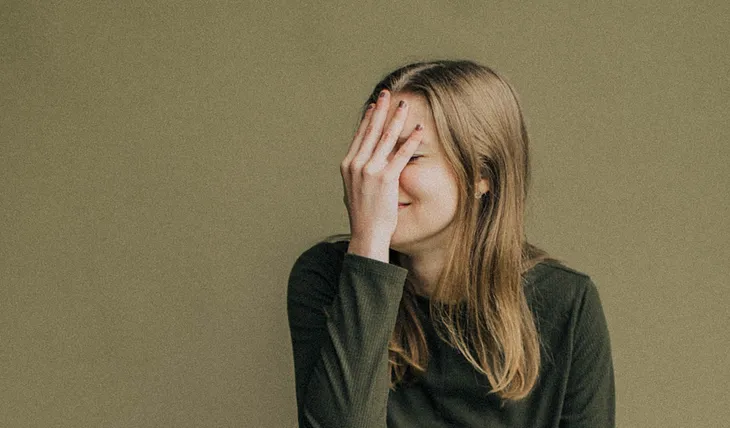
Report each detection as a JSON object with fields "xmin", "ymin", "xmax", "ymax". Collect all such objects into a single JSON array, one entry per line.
[{"xmin": 287, "ymin": 241, "xmax": 615, "ymax": 427}]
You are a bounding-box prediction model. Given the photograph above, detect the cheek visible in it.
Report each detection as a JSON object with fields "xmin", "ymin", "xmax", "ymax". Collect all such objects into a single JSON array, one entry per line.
[
  {"xmin": 399, "ymin": 167, "xmax": 458, "ymax": 202},
  {"xmin": 398, "ymin": 168, "xmax": 426, "ymax": 195}
]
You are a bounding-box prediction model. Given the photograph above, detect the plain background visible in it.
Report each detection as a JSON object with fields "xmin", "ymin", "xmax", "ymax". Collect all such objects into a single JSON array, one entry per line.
[{"xmin": 2, "ymin": 1, "xmax": 728, "ymax": 427}]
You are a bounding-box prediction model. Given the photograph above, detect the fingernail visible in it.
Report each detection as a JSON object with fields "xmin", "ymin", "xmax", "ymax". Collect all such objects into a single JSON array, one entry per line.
[
  {"xmin": 398, "ymin": 100, "xmax": 406, "ymax": 108},
  {"xmin": 379, "ymin": 90, "xmax": 387, "ymax": 98},
  {"xmin": 367, "ymin": 103, "xmax": 375, "ymax": 110},
  {"xmin": 415, "ymin": 124, "xmax": 423, "ymax": 131}
]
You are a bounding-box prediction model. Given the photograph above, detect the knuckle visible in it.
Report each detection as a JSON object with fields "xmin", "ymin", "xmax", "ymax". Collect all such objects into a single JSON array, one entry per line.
[
  {"xmin": 362, "ymin": 164, "xmax": 380, "ymax": 177},
  {"xmin": 351, "ymin": 158, "xmax": 365, "ymax": 170},
  {"xmin": 382, "ymin": 169, "xmax": 398, "ymax": 182}
]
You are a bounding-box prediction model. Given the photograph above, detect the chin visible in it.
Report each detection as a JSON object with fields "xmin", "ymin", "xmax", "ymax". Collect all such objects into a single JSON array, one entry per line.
[
  {"xmin": 389, "ymin": 235, "xmax": 406, "ymax": 251},
  {"xmin": 390, "ymin": 224, "xmax": 455, "ymax": 256},
  {"xmin": 389, "ymin": 234, "xmax": 416, "ymax": 255}
]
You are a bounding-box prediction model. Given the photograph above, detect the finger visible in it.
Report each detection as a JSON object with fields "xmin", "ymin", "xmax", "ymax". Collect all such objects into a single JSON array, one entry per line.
[
  {"xmin": 340, "ymin": 171, "xmax": 354, "ymax": 208},
  {"xmin": 353, "ymin": 90, "xmax": 391, "ymax": 163},
  {"xmin": 343, "ymin": 103, "xmax": 375, "ymax": 163},
  {"xmin": 384, "ymin": 124, "xmax": 424, "ymax": 179},
  {"xmin": 370, "ymin": 99, "xmax": 409, "ymax": 163}
]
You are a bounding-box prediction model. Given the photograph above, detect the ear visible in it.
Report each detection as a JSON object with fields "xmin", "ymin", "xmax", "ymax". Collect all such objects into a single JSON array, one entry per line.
[{"xmin": 476, "ymin": 177, "xmax": 489, "ymax": 194}]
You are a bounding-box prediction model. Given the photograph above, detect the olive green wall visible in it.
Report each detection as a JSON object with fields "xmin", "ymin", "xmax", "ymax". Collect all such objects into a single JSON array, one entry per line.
[{"xmin": 2, "ymin": 1, "xmax": 728, "ymax": 427}]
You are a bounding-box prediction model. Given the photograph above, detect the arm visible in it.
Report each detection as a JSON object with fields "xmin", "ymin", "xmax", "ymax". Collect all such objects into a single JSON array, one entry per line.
[
  {"xmin": 560, "ymin": 280, "xmax": 616, "ymax": 428},
  {"xmin": 287, "ymin": 242, "xmax": 408, "ymax": 428}
]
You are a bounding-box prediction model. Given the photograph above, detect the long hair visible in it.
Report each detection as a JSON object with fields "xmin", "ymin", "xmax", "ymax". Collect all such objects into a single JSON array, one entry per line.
[{"xmin": 333, "ymin": 60, "xmax": 558, "ymax": 401}]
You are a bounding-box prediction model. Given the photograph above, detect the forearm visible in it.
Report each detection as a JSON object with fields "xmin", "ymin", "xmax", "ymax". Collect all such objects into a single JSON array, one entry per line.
[{"xmin": 291, "ymin": 251, "xmax": 407, "ymax": 428}]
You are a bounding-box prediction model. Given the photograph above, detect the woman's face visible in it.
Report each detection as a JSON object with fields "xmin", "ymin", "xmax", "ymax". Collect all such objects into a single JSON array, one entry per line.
[{"xmin": 383, "ymin": 92, "xmax": 461, "ymax": 255}]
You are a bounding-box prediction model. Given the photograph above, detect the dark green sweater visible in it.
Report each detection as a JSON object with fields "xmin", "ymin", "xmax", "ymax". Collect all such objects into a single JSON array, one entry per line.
[{"xmin": 287, "ymin": 241, "xmax": 615, "ymax": 427}]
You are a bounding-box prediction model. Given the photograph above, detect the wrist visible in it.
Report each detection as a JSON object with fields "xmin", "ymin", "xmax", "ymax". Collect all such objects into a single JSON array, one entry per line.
[{"xmin": 347, "ymin": 237, "xmax": 390, "ymax": 263}]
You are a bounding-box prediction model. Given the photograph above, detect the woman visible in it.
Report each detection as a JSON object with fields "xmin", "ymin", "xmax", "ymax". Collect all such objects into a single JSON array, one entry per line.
[{"xmin": 287, "ymin": 60, "xmax": 615, "ymax": 427}]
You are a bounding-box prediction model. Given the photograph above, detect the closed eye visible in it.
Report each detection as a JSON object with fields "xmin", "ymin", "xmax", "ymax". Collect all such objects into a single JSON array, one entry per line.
[{"xmin": 408, "ymin": 155, "xmax": 423, "ymax": 163}]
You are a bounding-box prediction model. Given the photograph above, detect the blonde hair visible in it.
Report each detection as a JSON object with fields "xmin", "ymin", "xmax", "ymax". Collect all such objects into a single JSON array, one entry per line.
[{"xmin": 333, "ymin": 60, "xmax": 559, "ymax": 401}]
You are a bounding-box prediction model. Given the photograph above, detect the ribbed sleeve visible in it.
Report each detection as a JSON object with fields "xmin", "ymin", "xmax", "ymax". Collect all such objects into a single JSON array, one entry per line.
[
  {"xmin": 559, "ymin": 280, "xmax": 616, "ymax": 428},
  {"xmin": 287, "ymin": 242, "xmax": 408, "ymax": 428}
]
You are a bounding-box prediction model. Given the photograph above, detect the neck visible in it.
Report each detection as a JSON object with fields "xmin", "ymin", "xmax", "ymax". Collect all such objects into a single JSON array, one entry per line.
[{"xmin": 395, "ymin": 247, "xmax": 448, "ymax": 298}]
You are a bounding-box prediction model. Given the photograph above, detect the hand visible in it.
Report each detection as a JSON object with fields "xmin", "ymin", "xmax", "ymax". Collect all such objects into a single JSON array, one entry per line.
[{"xmin": 340, "ymin": 90, "xmax": 424, "ymax": 262}]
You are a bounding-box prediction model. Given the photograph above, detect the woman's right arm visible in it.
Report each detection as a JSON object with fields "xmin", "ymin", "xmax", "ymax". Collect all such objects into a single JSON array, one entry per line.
[
  {"xmin": 287, "ymin": 242, "xmax": 407, "ymax": 428},
  {"xmin": 288, "ymin": 90, "xmax": 424, "ymax": 427}
]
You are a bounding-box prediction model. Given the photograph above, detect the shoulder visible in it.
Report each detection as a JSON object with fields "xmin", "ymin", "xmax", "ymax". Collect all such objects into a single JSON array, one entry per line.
[
  {"xmin": 289, "ymin": 239, "xmax": 406, "ymax": 282},
  {"xmin": 287, "ymin": 239, "xmax": 408, "ymax": 315},
  {"xmin": 525, "ymin": 261, "xmax": 612, "ymax": 375},
  {"xmin": 287, "ymin": 241, "xmax": 349, "ymax": 327},
  {"xmin": 526, "ymin": 263, "xmax": 615, "ymax": 423},
  {"xmin": 524, "ymin": 260, "xmax": 604, "ymax": 324},
  {"xmin": 291, "ymin": 240, "xmax": 349, "ymax": 271},
  {"xmin": 288, "ymin": 240, "xmax": 349, "ymax": 297}
]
